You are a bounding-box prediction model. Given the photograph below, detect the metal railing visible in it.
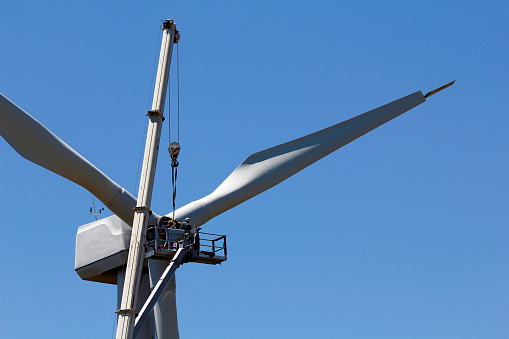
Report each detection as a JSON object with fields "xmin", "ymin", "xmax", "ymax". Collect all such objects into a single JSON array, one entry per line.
[
  {"xmin": 145, "ymin": 226, "xmax": 186, "ymax": 252},
  {"xmin": 145, "ymin": 227, "xmax": 227, "ymax": 260},
  {"xmin": 198, "ymin": 232, "xmax": 227, "ymax": 258}
]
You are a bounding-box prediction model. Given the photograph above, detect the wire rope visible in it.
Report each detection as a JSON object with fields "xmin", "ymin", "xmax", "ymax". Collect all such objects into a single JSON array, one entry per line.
[
  {"xmin": 172, "ymin": 37, "xmax": 182, "ymax": 217},
  {"xmin": 177, "ymin": 42, "xmax": 180, "ymax": 143},
  {"xmin": 167, "ymin": 29, "xmax": 172, "ymax": 145},
  {"xmin": 168, "ymin": 30, "xmax": 181, "ymax": 219}
]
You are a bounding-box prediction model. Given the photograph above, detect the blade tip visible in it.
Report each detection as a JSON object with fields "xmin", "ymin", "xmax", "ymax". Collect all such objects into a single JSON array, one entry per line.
[{"xmin": 424, "ymin": 80, "xmax": 456, "ymax": 98}]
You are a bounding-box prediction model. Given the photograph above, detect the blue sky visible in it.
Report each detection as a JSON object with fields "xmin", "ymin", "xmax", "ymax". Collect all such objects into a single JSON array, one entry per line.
[{"xmin": 1, "ymin": 1, "xmax": 508, "ymax": 338}]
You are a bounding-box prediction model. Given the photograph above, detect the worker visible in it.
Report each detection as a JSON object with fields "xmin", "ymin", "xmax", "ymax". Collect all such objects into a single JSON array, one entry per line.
[{"xmin": 183, "ymin": 217, "xmax": 192, "ymax": 231}]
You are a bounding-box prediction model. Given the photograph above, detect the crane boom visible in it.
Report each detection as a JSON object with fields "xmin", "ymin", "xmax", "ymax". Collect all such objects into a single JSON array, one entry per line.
[{"xmin": 115, "ymin": 19, "xmax": 177, "ymax": 339}]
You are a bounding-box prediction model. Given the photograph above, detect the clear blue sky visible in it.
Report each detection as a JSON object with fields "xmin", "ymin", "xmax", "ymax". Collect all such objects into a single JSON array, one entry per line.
[{"xmin": 1, "ymin": 1, "xmax": 508, "ymax": 338}]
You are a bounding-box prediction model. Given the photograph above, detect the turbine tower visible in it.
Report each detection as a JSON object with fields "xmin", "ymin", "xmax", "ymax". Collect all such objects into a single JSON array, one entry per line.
[{"xmin": 0, "ymin": 19, "xmax": 454, "ymax": 339}]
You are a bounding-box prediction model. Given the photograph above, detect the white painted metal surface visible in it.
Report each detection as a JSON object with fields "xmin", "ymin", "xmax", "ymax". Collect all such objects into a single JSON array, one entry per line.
[
  {"xmin": 148, "ymin": 261, "xmax": 179, "ymax": 339},
  {"xmin": 0, "ymin": 94, "xmax": 138, "ymax": 225},
  {"xmin": 169, "ymin": 91, "xmax": 427, "ymax": 226},
  {"xmin": 135, "ymin": 248, "xmax": 186, "ymax": 338},
  {"xmin": 75, "ymin": 216, "xmax": 131, "ymax": 283},
  {"xmin": 75, "ymin": 215, "xmax": 131, "ymax": 271},
  {"xmin": 117, "ymin": 268, "xmax": 156, "ymax": 339},
  {"xmin": 116, "ymin": 20, "xmax": 176, "ymax": 339}
]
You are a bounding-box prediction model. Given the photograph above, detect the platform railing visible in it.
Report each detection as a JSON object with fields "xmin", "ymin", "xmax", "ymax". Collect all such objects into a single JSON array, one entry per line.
[
  {"xmin": 145, "ymin": 226, "xmax": 227, "ymax": 262},
  {"xmin": 198, "ymin": 232, "xmax": 227, "ymax": 258}
]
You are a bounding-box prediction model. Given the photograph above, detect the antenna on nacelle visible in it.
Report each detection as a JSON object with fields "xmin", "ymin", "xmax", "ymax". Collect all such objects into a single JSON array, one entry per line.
[{"xmin": 89, "ymin": 198, "xmax": 104, "ymax": 221}]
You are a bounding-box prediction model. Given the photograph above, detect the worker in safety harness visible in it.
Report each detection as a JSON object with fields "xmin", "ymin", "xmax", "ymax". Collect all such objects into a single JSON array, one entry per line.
[{"xmin": 182, "ymin": 217, "xmax": 192, "ymax": 231}]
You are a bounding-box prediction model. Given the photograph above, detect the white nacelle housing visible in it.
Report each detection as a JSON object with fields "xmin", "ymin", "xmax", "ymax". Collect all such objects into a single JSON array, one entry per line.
[{"xmin": 75, "ymin": 215, "xmax": 131, "ymax": 284}]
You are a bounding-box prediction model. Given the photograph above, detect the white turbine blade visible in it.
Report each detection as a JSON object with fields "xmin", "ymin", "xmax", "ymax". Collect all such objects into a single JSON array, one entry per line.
[
  {"xmin": 0, "ymin": 93, "xmax": 136, "ymax": 225},
  {"xmin": 172, "ymin": 90, "xmax": 428, "ymax": 226}
]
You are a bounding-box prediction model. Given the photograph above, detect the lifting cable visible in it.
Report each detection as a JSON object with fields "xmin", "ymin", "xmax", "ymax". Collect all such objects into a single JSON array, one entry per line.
[{"xmin": 168, "ymin": 35, "xmax": 181, "ymax": 219}]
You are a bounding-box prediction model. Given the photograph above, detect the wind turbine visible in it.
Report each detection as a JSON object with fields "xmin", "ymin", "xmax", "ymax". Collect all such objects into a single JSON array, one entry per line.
[{"xmin": 0, "ymin": 19, "xmax": 454, "ymax": 339}]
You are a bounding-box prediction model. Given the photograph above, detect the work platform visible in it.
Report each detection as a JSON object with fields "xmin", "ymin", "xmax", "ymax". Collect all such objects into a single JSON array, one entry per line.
[{"xmin": 145, "ymin": 227, "xmax": 227, "ymax": 265}]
